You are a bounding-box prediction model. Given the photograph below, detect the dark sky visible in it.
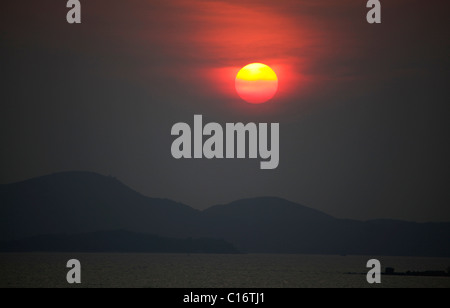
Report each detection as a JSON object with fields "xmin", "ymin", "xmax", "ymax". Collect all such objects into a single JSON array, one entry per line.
[{"xmin": 1, "ymin": 0, "xmax": 449, "ymax": 222}]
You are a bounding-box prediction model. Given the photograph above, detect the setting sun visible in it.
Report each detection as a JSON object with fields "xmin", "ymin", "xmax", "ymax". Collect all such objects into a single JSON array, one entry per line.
[{"xmin": 235, "ymin": 63, "xmax": 278, "ymax": 104}]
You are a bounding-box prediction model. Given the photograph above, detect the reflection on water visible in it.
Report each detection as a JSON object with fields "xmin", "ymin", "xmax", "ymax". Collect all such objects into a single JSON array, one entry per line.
[{"xmin": 0, "ymin": 253, "xmax": 449, "ymax": 288}]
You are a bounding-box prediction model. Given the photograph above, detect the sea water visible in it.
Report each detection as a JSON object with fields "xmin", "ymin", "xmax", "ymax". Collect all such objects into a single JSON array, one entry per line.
[{"xmin": 0, "ymin": 253, "xmax": 449, "ymax": 288}]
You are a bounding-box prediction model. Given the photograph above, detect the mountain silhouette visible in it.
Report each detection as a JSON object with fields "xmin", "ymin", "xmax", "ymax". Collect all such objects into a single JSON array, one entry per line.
[
  {"xmin": 202, "ymin": 197, "xmax": 335, "ymax": 252},
  {"xmin": 0, "ymin": 172, "xmax": 201, "ymax": 240},
  {"xmin": 1, "ymin": 172, "xmax": 449, "ymax": 256}
]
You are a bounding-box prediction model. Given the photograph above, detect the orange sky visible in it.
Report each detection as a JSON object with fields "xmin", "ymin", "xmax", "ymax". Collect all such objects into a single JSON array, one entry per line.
[
  {"xmin": 3, "ymin": 0, "xmax": 445, "ymax": 108},
  {"xmin": 5, "ymin": 0, "xmax": 438, "ymax": 114},
  {"xmin": 73, "ymin": 0, "xmax": 330, "ymax": 109}
]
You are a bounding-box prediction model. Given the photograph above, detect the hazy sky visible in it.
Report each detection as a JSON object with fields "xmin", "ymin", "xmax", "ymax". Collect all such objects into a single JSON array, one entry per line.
[{"xmin": 1, "ymin": 0, "xmax": 449, "ymax": 222}]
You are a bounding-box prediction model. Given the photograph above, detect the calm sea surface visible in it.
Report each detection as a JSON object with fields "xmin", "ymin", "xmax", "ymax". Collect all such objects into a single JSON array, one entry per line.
[{"xmin": 0, "ymin": 253, "xmax": 449, "ymax": 288}]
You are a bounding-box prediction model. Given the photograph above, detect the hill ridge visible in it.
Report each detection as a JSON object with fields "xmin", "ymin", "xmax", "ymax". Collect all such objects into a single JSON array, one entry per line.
[{"xmin": 1, "ymin": 171, "xmax": 449, "ymax": 257}]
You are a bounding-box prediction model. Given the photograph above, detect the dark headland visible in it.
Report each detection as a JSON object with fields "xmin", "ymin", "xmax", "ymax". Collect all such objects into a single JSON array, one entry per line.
[{"xmin": 0, "ymin": 230, "xmax": 238, "ymax": 254}]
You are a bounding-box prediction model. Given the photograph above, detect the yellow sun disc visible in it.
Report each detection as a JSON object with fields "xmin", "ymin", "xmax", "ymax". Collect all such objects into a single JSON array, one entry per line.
[{"xmin": 235, "ymin": 63, "xmax": 278, "ymax": 104}]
